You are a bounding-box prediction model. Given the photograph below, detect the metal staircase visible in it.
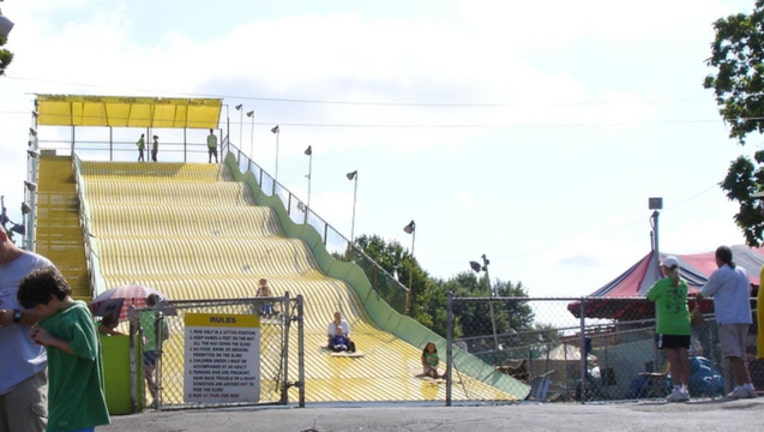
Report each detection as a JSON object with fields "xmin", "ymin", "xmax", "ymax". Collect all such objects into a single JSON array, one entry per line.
[{"xmin": 34, "ymin": 154, "xmax": 90, "ymax": 300}]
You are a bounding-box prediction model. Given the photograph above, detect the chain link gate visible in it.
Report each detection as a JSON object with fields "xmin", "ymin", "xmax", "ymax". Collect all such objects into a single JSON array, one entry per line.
[{"xmin": 128, "ymin": 294, "xmax": 304, "ymax": 411}]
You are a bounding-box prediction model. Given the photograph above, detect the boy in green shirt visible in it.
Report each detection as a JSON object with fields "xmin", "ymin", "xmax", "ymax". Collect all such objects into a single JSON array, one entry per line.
[{"xmin": 17, "ymin": 267, "xmax": 110, "ymax": 432}]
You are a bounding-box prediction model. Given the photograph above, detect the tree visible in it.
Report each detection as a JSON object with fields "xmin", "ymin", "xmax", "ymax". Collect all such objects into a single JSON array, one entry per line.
[
  {"xmin": 352, "ymin": 234, "xmax": 438, "ymax": 329},
  {"xmin": 704, "ymin": 0, "xmax": 764, "ymax": 246},
  {"xmin": 352, "ymin": 235, "xmax": 535, "ymax": 339},
  {"xmin": 0, "ymin": 9, "xmax": 13, "ymax": 75},
  {"xmin": 445, "ymin": 272, "xmax": 533, "ymax": 339}
]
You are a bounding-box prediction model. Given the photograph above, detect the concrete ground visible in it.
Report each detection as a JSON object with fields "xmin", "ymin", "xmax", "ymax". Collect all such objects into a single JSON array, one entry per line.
[{"xmin": 100, "ymin": 397, "xmax": 764, "ymax": 432}]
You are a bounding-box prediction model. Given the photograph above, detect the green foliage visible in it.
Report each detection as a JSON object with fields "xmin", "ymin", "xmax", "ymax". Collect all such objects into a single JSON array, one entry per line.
[
  {"xmin": 0, "ymin": 10, "xmax": 13, "ymax": 76},
  {"xmin": 354, "ymin": 234, "xmax": 535, "ymax": 339},
  {"xmin": 445, "ymin": 272, "xmax": 534, "ymax": 338},
  {"xmin": 704, "ymin": 0, "xmax": 764, "ymax": 246},
  {"xmin": 354, "ymin": 234, "xmax": 447, "ymax": 332}
]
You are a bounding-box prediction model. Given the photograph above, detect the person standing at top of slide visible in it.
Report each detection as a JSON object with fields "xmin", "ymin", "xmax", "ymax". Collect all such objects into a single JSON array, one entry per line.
[
  {"xmin": 151, "ymin": 135, "xmax": 159, "ymax": 162},
  {"xmin": 207, "ymin": 129, "xmax": 218, "ymax": 163},
  {"xmin": 136, "ymin": 133, "xmax": 145, "ymax": 161}
]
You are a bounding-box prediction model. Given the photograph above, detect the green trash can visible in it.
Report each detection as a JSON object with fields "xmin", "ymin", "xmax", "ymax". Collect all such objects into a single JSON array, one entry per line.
[{"xmin": 101, "ymin": 334, "xmax": 145, "ymax": 414}]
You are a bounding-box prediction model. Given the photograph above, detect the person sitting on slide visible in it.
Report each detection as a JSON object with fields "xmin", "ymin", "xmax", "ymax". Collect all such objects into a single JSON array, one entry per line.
[
  {"xmin": 421, "ymin": 341, "xmax": 442, "ymax": 379},
  {"xmin": 327, "ymin": 311, "xmax": 356, "ymax": 352},
  {"xmin": 330, "ymin": 326, "xmax": 350, "ymax": 352}
]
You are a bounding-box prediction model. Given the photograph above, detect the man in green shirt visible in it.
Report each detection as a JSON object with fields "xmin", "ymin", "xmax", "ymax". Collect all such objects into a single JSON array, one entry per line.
[
  {"xmin": 207, "ymin": 128, "xmax": 218, "ymax": 163},
  {"xmin": 136, "ymin": 133, "xmax": 145, "ymax": 161}
]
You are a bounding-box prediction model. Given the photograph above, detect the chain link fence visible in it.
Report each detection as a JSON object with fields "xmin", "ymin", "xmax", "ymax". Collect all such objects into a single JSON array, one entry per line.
[
  {"xmin": 121, "ymin": 292, "xmax": 762, "ymax": 408},
  {"xmin": 128, "ymin": 294, "xmax": 304, "ymax": 411},
  {"xmin": 447, "ymin": 294, "xmax": 762, "ymax": 403}
]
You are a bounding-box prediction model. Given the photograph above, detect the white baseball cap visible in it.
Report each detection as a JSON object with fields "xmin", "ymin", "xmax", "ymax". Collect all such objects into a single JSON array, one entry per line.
[{"xmin": 661, "ymin": 256, "xmax": 679, "ymax": 269}]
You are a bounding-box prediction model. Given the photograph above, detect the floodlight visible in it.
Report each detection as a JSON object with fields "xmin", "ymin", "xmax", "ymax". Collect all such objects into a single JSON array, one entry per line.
[
  {"xmin": 403, "ymin": 220, "xmax": 415, "ymax": 234},
  {"xmin": 0, "ymin": 15, "xmax": 14, "ymax": 39}
]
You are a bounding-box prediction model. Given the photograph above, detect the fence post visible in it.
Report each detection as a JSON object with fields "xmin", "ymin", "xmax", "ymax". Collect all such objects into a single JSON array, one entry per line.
[
  {"xmin": 155, "ymin": 307, "xmax": 164, "ymax": 409},
  {"xmin": 579, "ymin": 298, "xmax": 587, "ymax": 403},
  {"xmin": 128, "ymin": 306, "xmax": 138, "ymax": 413},
  {"xmin": 281, "ymin": 291, "xmax": 291, "ymax": 405},
  {"xmin": 446, "ymin": 290, "xmax": 453, "ymax": 407},
  {"xmin": 297, "ymin": 294, "xmax": 305, "ymax": 407}
]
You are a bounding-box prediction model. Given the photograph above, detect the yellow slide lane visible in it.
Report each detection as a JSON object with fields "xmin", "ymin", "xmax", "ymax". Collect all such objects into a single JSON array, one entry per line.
[{"xmin": 81, "ymin": 161, "xmax": 516, "ymax": 403}]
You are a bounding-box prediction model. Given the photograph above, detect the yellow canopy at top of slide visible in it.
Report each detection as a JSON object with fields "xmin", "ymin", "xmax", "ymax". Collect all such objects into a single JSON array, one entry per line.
[{"xmin": 35, "ymin": 94, "xmax": 222, "ymax": 129}]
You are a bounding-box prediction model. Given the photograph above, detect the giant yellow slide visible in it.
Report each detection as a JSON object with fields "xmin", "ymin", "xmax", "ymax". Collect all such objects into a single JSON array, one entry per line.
[{"xmin": 40, "ymin": 154, "xmax": 525, "ymax": 403}]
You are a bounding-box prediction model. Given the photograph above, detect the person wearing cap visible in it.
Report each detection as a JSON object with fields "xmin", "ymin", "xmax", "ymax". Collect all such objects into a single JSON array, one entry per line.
[
  {"xmin": 698, "ymin": 245, "xmax": 756, "ymax": 398},
  {"xmin": 647, "ymin": 255, "xmax": 691, "ymax": 402}
]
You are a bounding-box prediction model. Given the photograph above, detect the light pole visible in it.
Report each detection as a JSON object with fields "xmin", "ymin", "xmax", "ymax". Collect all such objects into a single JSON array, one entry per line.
[
  {"xmin": 234, "ymin": 104, "xmax": 243, "ymax": 150},
  {"xmin": 304, "ymin": 145, "xmax": 313, "ymax": 222},
  {"xmin": 271, "ymin": 125, "xmax": 280, "ymax": 182},
  {"xmin": 403, "ymin": 220, "xmax": 416, "ymax": 315},
  {"xmin": 223, "ymin": 104, "xmax": 230, "ymax": 148},
  {"xmin": 648, "ymin": 196, "xmax": 663, "ymax": 373},
  {"xmin": 346, "ymin": 170, "xmax": 358, "ymax": 242},
  {"xmin": 649, "ymin": 197, "xmax": 663, "ymax": 282},
  {"xmin": 246, "ymin": 110, "xmax": 254, "ymax": 157},
  {"xmin": 469, "ymin": 254, "xmax": 499, "ymax": 365}
]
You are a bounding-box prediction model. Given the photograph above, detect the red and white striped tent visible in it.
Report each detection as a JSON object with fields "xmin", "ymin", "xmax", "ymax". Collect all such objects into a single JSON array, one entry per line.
[{"xmin": 568, "ymin": 245, "xmax": 764, "ymax": 319}]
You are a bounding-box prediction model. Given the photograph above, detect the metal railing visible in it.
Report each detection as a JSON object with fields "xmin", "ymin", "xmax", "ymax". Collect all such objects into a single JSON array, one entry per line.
[
  {"xmin": 26, "ymin": 124, "xmax": 411, "ymax": 313},
  {"xmin": 221, "ymin": 138, "xmax": 412, "ymax": 314}
]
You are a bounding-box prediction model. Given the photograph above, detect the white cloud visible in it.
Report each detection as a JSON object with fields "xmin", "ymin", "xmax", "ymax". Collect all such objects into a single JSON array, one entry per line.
[
  {"xmin": 0, "ymin": 0, "xmax": 756, "ymax": 296},
  {"xmin": 460, "ymin": 0, "xmax": 743, "ymax": 47}
]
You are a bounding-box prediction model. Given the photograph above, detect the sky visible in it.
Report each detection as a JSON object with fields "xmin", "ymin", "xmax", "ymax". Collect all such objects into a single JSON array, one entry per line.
[{"xmin": 0, "ymin": 0, "xmax": 760, "ymax": 298}]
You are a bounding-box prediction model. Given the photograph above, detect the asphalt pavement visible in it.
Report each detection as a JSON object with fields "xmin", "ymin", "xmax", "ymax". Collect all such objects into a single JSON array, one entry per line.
[{"xmin": 99, "ymin": 397, "xmax": 764, "ymax": 432}]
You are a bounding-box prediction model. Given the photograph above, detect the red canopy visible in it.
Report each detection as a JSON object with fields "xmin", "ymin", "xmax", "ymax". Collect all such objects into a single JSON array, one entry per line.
[{"xmin": 568, "ymin": 245, "xmax": 764, "ymax": 318}]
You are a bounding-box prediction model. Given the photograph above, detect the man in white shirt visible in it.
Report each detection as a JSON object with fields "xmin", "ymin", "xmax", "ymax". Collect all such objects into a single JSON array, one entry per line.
[
  {"xmin": 698, "ymin": 245, "xmax": 755, "ymax": 398},
  {"xmin": 327, "ymin": 311, "xmax": 355, "ymax": 352}
]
